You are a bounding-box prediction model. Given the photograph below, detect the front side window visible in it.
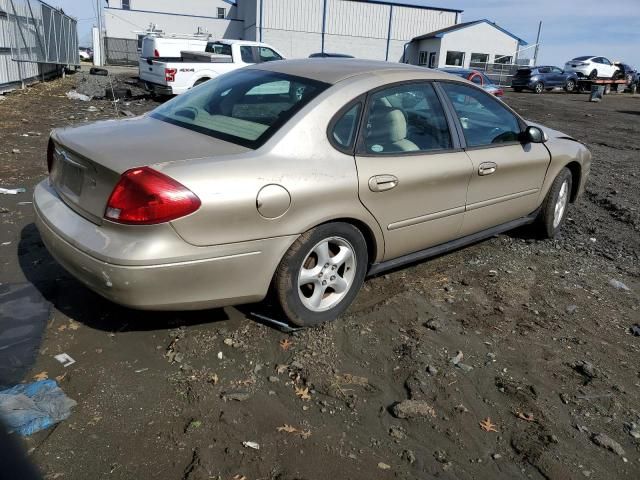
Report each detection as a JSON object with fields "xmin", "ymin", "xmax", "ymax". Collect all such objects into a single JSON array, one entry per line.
[
  {"xmin": 259, "ymin": 47, "xmax": 282, "ymax": 62},
  {"xmin": 441, "ymin": 82, "xmax": 521, "ymax": 148},
  {"xmin": 551, "ymin": 67, "xmax": 563, "ymax": 74},
  {"xmin": 205, "ymin": 42, "xmax": 232, "ymax": 56},
  {"xmin": 151, "ymin": 70, "xmax": 328, "ymax": 148},
  {"xmin": 362, "ymin": 83, "xmax": 452, "ymax": 154},
  {"xmin": 446, "ymin": 51, "xmax": 464, "ymax": 67}
]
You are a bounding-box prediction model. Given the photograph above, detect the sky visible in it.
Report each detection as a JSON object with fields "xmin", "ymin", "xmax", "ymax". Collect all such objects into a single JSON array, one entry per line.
[{"xmin": 52, "ymin": 0, "xmax": 640, "ymax": 67}]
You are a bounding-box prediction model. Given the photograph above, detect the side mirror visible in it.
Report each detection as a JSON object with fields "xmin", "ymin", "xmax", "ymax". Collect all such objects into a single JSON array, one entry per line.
[{"xmin": 522, "ymin": 125, "xmax": 547, "ymax": 144}]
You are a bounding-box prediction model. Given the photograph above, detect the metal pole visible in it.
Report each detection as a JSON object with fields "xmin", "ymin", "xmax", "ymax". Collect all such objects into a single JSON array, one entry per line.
[
  {"xmin": 533, "ymin": 21, "xmax": 542, "ymax": 66},
  {"xmin": 96, "ymin": 0, "xmax": 103, "ymax": 66}
]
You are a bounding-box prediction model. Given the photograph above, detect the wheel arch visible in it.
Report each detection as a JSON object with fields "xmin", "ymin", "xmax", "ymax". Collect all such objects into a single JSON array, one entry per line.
[
  {"xmin": 316, "ymin": 217, "xmax": 381, "ymax": 266},
  {"xmin": 565, "ymin": 161, "xmax": 582, "ymax": 202}
]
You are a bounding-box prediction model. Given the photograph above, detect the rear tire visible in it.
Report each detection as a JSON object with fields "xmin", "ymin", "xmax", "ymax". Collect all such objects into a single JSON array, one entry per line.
[
  {"xmin": 588, "ymin": 69, "xmax": 598, "ymax": 80},
  {"xmin": 274, "ymin": 222, "xmax": 368, "ymax": 327},
  {"xmin": 537, "ymin": 168, "xmax": 572, "ymax": 238},
  {"xmin": 534, "ymin": 82, "xmax": 544, "ymax": 94}
]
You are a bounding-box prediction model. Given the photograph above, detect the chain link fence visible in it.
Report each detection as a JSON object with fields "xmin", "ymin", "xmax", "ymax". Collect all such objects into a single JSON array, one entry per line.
[{"xmin": 470, "ymin": 62, "xmax": 524, "ymax": 87}]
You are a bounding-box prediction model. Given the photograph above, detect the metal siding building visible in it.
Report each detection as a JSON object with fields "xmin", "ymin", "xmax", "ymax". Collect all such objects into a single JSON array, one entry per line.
[
  {"xmin": 0, "ymin": 0, "xmax": 78, "ymax": 92},
  {"xmin": 103, "ymin": 0, "xmax": 462, "ymax": 62}
]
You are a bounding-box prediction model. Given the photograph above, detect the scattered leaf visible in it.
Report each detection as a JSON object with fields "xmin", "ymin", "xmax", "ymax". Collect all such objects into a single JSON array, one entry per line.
[
  {"xmin": 277, "ymin": 424, "xmax": 312, "ymax": 439},
  {"xmin": 68, "ymin": 321, "xmax": 80, "ymax": 331},
  {"xmin": 276, "ymin": 364, "xmax": 288, "ymax": 374},
  {"xmin": 378, "ymin": 462, "xmax": 391, "ymax": 470},
  {"xmin": 279, "ymin": 338, "xmax": 293, "ymax": 351},
  {"xmin": 232, "ymin": 476, "xmax": 247, "ymax": 480},
  {"xmin": 479, "ymin": 417, "xmax": 498, "ymax": 432},
  {"xmin": 515, "ymin": 411, "xmax": 535, "ymax": 422},
  {"xmin": 57, "ymin": 324, "xmax": 67, "ymax": 332},
  {"xmin": 33, "ymin": 371, "xmax": 48, "ymax": 381},
  {"xmin": 55, "ymin": 373, "xmax": 66, "ymax": 382},
  {"xmin": 209, "ymin": 373, "xmax": 219, "ymax": 385},
  {"xmin": 295, "ymin": 386, "xmax": 311, "ymax": 401}
]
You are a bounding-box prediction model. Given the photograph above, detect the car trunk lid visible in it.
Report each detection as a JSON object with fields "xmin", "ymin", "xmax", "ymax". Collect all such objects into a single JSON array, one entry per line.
[
  {"xmin": 50, "ymin": 115, "xmax": 250, "ymax": 225},
  {"xmin": 515, "ymin": 69, "xmax": 532, "ymax": 78}
]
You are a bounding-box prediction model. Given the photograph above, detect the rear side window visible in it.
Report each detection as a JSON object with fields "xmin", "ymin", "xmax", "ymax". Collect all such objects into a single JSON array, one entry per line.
[
  {"xmin": 206, "ymin": 42, "xmax": 232, "ymax": 56},
  {"xmin": 572, "ymin": 56, "xmax": 591, "ymax": 61},
  {"xmin": 441, "ymin": 82, "xmax": 521, "ymax": 148},
  {"xmin": 240, "ymin": 46, "xmax": 254, "ymax": 63},
  {"xmin": 331, "ymin": 103, "xmax": 362, "ymax": 150}
]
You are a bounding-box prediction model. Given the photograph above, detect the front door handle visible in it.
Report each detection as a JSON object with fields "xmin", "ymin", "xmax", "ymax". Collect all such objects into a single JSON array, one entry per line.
[
  {"xmin": 478, "ymin": 162, "xmax": 497, "ymax": 176},
  {"xmin": 368, "ymin": 174, "xmax": 399, "ymax": 192}
]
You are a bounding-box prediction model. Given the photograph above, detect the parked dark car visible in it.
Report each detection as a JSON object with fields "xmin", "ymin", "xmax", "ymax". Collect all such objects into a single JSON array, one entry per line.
[
  {"xmin": 309, "ymin": 52, "xmax": 354, "ymax": 58},
  {"xmin": 511, "ymin": 66, "xmax": 578, "ymax": 94},
  {"xmin": 437, "ymin": 68, "xmax": 504, "ymax": 96},
  {"xmin": 614, "ymin": 63, "xmax": 639, "ymax": 86}
]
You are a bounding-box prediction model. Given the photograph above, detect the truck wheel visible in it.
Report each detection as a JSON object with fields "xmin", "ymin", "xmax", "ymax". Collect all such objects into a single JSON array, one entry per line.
[
  {"xmin": 588, "ymin": 69, "xmax": 598, "ymax": 79},
  {"xmin": 537, "ymin": 168, "xmax": 572, "ymax": 238},
  {"xmin": 534, "ymin": 82, "xmax": 544, "ymax": 94},
  {"xmin": 274, "ymin": 222, "xmax": 368, "ymax": 327},
  {"xmin": 564, "ymin": 79, "xmax": 576, "ymax": 92}
]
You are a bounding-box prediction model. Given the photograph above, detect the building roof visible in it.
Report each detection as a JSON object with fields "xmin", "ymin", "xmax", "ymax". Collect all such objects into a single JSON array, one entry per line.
[
  {"xmin": 346, "ymin": 0, "xmax": 462, "ymax": 13},
  {"xmin": 249, "ymin": 58, "xmax": 455, "ymax": 84},
  {"xmin": 412, "ymin": 19, "xmax": 527, "ymax": 45}
]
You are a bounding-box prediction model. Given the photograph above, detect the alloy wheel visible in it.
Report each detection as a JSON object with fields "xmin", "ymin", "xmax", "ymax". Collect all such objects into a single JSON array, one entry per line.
[
  {"xmin": 297, "ymin": 236, "xmax": 357, "ymax": 312},
  {"xmin": 553, "ymin": 180, "xmax": 569, "ymax": 228}
]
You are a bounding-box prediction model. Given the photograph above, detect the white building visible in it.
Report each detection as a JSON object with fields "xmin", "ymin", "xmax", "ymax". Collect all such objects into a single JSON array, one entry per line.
[
  {"xmin": 407, "ymin": 19, "xmax": 528, "ymax": 68},
  {"xmin": 102, "ymin": 1, "xmax": 527, "ymax": 67},
  {"xmin": 103, "ymin": 0, "xmax": 462, "ymax": 62}
]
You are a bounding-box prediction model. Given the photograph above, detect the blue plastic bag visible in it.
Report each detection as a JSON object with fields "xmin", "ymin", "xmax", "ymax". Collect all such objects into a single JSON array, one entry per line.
[{"xmin": 0, "ymin": 380, "xmax": 76, "ymax": 436}]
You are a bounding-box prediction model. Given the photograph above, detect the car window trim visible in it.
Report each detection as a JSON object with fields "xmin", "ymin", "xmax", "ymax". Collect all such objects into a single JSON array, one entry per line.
[
  {"xmin": 354, "ymin": 79, "xmax": 462, "ymax": 158},
  {"xmin": 326, "ymin": 95, "xmax": 365, "ymax": 155},
  {"xmin": 435, "ymin": 80, "xmax": 528, "ymax": 152}
]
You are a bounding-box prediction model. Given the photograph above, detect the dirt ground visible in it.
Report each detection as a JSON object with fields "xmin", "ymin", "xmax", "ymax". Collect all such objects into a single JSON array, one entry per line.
[{"xmin": 0, "ymin": 69, "xmax": 638, "ymax": 480}]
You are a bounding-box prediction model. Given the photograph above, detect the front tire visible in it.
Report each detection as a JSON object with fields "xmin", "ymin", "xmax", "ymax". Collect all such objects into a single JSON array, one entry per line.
[
  {"xmin": 564, "ymin": 79, "xmax": 576, "ymax": 92},
  {"xmin": 537, "ymin": 168, "xmax": 572, "ymax": 238},
  {"xmin": 588, "ymin": 69, "xmax": 598, "ymax": 79},
  {"xmin": 274, "ymin": 222, "xmax": 367, "ymax": 327}
]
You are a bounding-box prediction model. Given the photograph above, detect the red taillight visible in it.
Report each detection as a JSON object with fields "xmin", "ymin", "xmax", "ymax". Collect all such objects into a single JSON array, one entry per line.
[
  {"xmin": 494, "ymin": 89, "xmax": 504, "ymax": 97},
  {"xmin": 47, "ymin": 139, "xmax": 55, "ymax": 173},
  {"xmin": 154, "ymin": 48, "xmax": 160, "ymax": 58},
  {"xmin": 104, "ymin": 167, "xmax": 201, "ymax": 225},
  {"xmin": 165, "ymin": 68, "xmax": 177, "ymax": 82}
]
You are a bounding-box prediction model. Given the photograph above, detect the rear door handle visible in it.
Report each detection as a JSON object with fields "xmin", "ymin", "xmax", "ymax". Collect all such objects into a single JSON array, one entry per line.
[
  {"xmin": 368, "ymin": 174, "xmax": 399, "ymax": 192},
  {"xmin": 478, "ymin": 162, "xmax": 497, "ymax": 176}
]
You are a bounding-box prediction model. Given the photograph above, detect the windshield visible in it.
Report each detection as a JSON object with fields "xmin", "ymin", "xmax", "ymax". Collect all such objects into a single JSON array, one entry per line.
[{"xmin": 151, "ymin": 69, "xmax": 329, "ymax": 149}]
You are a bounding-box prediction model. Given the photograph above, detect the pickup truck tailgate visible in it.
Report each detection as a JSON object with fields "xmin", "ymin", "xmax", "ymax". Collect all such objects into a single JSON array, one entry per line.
[{"xmin": 139, "ymin": 58, "xmax": 168, "ymax": 85}]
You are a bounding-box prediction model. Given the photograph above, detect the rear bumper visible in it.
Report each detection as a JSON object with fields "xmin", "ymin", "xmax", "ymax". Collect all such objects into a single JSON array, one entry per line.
[
  {"xmin": 34, "ymin": 180, "xmax": 297, "ymax": 310},
  {"xmin": 511, "ymin": 79, "xmax": 535, "ymax": 89},
  {"xmin": 140, "ymin": 80, "xmax": 174, "ymax": 96}
]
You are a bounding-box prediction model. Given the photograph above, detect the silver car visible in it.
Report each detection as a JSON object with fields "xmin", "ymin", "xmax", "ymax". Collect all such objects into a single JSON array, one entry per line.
[{"xmin": 35, "ymin": 59, "xmax": 591, "ymax": 326}]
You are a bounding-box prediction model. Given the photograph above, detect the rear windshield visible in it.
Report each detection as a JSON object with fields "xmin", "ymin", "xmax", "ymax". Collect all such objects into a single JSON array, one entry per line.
[
  {"xmin": 151, "ymin": 69, "xmax": 329, "ymax": 149},
  {"xmin": 572, "ymin": 56, "xmax": 592, "ymax": 61},
  {"xmin": 205, "ymin": 42, "xmax": 232, "ymax": 55},
  {"xmin": 516, "ymin": 69, "xmax": 531, "ymax": 76}
]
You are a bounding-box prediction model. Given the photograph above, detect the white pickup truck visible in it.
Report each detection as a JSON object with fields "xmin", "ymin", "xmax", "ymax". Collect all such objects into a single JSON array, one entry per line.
[{"xmin": 139, "ymin": 39, "xmax": 285, "ymax": 95}]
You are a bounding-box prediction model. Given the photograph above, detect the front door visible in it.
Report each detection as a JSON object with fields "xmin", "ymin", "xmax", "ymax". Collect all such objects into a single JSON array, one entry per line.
[
  {"xmin": 354, "ymin": 82, "xmax": 473, "ymax": 260},
  {"xmin": 438, "ymin": 82, "xmax": 551, "ymax": 236}
]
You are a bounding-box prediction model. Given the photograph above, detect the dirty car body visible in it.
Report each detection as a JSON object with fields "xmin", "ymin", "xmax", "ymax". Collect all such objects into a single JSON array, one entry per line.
[{"xmin": 34, "ymin": 59, "xmax": 591, "ymax": 326}]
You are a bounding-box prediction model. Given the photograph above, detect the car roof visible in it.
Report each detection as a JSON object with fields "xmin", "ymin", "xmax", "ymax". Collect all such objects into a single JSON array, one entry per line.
[{"xmin": 248, "ymin": 59, "xmax": 455, "ymax": 84}]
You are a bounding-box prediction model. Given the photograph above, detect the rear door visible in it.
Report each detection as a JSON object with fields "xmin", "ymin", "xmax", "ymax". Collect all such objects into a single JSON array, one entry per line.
[
  {"xmin": 353, "ymin": 81, "xmax": 473, "ymax": 260},
  {"xmin": 438, "ymin": 82, "xmax": 550, "ymax": 236}
]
